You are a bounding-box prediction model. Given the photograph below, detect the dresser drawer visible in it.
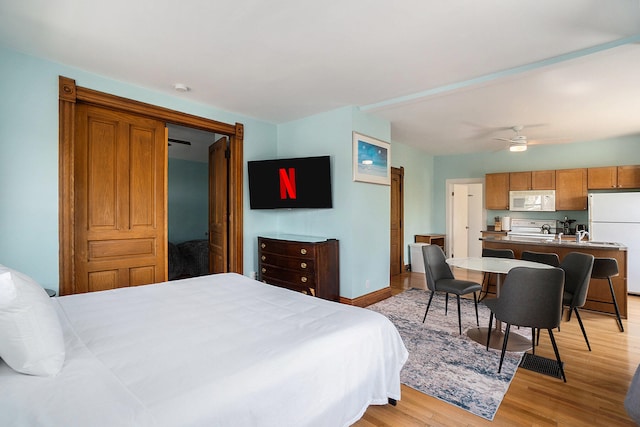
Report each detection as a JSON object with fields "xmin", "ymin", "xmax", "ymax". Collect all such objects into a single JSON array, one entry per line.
[
  {"xmin": 261, "ymin": 276, "xmax": 316, "ymax": 295},
  {"xmin": 259, "ymin": 238, "xmax": 317, "ymax": 259},
  {"xmin": 259, "ymin": 253, "xmax": 316, "ymax": 272},
  {"xmin": 260, "ymin": 265, "xmax": 316, "ymax": 287}
]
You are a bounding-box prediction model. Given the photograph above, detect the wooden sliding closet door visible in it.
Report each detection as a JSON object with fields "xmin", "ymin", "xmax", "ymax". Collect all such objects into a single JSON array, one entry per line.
[{"xmin": 74, "ymin": 104, "xmax": 167, "ymax": 293}]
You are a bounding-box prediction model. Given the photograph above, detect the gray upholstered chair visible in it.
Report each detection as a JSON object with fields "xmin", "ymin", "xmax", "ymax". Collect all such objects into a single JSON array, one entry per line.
[
  {"xmin": 484, "ymin": 266, "xmax": 566, "ymax": 381},
  {"xmin": 625, "ymin": 363, "xmax": 640, "ymax": 424},
  {"xmin": 591, "ymin": 257, "xmax": 624, "ymax": 332},
  {"xmin": 479, "ymin": 248, "xmax": 515, "ymax": 301},
  {"xmin": 560, "ymin": 252, "xmax": 595, "ymax": 351},
  {"xmin": 521, "ymin": 250, "xmax": 560, "ymax": 267},
  {"xmin": 421, "ymin": 245, "xmax": 482, "ymax": 334}
]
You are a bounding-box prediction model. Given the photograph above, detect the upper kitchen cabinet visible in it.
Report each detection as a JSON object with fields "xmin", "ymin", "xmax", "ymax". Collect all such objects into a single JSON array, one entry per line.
[
  {"xmin": 589, "ymin": 165, "xmax": 640, "ymax": 189},
  {"xmin": 509, "ymin": 170, "xmax": 556, "ymax": 191},
  {"xmin": 531, "ymin": 170, "xmax": 556, "ymax": 190},
  {"xmin": 508, "ymin": 172, "xmax": 531, "ymax": 191},
  {"xmin": 556, "ymin": 168, "xmax": 587, "ymax": 210},
  {"xmin": 485, "ymin": 172, "xmax": 510, "ymax": 210}
]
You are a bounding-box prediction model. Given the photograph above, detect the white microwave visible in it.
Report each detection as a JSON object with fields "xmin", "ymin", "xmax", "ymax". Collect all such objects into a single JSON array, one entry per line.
[{"xmin": 509, "ymin": 190, "xmax": 556, "ymax": 212}]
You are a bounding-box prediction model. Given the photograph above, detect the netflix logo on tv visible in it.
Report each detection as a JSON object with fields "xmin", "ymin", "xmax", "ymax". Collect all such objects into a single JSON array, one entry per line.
[{"xmin": 248, "ymin": 156, "xmax": 333, "ymax": 209}]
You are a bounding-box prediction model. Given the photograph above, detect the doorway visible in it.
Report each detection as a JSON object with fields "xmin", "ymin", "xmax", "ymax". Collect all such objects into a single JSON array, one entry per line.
[
  {"xmin": 58, "ymin": 76, "xmax": 244, "ymax": 295},
  {"xmin": 446, "ymin": 178, "xmax": 485, "ymax": 259},
  {"xmin": 390, "ymin": 167, "xmax": 404, "ymax": 276}
]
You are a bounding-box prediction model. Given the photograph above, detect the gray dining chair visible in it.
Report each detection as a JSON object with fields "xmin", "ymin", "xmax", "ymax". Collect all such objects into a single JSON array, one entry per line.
[
  {"xmin": 484, "ymin": 266, "xmax": 566, "ymax": 381},
  {"xmin": 421, "ymin": 245, "xmax": 482, "ymax": 334},
  {"xmin": 560, "ymin": 252, "xmax": 595, "ymax": 351},
  {"xmin": 479, "ymin": 248, "xmax": 515, "ymax": 301},
  {"xmin": 521, "ymin": 250, "xmax": 560, "ymax": 267}
]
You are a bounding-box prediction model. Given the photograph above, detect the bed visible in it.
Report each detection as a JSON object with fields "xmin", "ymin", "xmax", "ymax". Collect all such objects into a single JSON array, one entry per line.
[{"xmin": 0, "ymin": 269, "xmax": 408, "ymax": 427}]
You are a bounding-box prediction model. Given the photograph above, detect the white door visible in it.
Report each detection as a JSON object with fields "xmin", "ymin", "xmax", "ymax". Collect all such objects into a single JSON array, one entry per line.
[{"xmin": 452, "ymin": 184, "xmax": 469, "ymax": 258}]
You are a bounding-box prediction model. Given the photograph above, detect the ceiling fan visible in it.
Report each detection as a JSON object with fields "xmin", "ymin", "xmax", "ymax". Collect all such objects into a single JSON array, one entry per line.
[{"xmin": 493, "ymin": 125, "xmax": 529, "ymax": 152}]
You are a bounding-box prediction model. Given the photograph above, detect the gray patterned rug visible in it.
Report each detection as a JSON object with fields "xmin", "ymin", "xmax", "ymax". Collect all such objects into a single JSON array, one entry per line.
[{"xmin": 368, "ymin": 288, "xmax": 528, "ymax": 420}]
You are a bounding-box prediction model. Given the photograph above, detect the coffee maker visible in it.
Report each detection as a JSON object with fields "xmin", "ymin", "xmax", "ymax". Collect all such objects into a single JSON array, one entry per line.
[{"xmin": 558, "ymin": 217, "xmax": 576, "ymax": 235}]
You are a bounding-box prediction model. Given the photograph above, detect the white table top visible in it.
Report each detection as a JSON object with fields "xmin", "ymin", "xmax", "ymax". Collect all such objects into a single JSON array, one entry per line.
[{"xmin": 446, "ymin": 257, "xmax": 554, "ymax": 274}]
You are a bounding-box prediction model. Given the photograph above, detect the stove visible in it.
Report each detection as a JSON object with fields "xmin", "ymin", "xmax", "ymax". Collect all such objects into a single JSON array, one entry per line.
[{"xmin": 507, "ymin": 218, "xmax": 558, "ymax": 239}]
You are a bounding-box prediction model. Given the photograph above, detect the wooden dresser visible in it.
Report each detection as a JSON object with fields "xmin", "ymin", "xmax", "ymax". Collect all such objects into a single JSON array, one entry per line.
[{"xmin": 258, "ymin": 234, "xmax": 340, "ymax": 301}]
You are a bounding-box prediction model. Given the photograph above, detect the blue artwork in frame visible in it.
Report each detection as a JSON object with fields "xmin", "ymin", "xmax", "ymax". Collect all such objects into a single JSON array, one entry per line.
[{"xmin": 352, "ymin": 132, "xmax": 391, "ymax": 185}]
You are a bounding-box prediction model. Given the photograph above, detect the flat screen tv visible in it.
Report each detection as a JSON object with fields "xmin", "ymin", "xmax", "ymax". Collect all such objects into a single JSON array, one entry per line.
[{"xmin": 248, "ymin": 155, "xmax": 332, "ymax": 209}]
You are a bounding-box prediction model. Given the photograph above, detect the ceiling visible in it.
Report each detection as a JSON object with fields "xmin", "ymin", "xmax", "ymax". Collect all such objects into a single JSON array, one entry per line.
[{"xmin": 2, "ymin": 0, "xmax": 640, "ymax": 155}]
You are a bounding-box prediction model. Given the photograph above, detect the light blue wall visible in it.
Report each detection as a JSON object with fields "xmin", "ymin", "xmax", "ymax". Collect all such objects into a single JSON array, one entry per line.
[
  {"xmin": 432, "ymin": 136, "xmax": 640, "ymax": 231},
  {"xmin": 0, "ymin": 46, "xmax": 277, "ymax": 293},
  {"xmin": 390, "ymin": 141, "xmax": 434, "ymax": 264},
  {"xmin": 273, "ymin": 107, "xmax": 392, "ymax": 299},
  {"xmin": 167, "ymin": 158, "xmax": 208, "ymax": 243}
]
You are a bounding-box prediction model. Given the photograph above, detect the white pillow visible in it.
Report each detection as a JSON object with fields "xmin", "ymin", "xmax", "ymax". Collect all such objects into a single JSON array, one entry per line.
[{"xmin": 0, "ymin": 265, "xmax": 65, "ymax": 376}]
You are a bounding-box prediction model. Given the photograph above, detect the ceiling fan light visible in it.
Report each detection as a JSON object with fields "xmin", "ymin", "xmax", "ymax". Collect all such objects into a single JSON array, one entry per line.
[{"xmin": 509, "ymin": 143, "xmax": 527, "ymax": 152}]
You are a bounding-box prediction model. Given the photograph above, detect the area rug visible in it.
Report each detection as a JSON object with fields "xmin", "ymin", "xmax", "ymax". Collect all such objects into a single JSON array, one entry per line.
[{"xmin": 368, "ymin": 288, "xmax": 528, "ymax": 420}]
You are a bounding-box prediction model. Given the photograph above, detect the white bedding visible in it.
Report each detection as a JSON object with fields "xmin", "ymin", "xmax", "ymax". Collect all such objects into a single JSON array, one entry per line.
[{"xmin": 0, "ymin": 273, "xmax": 408, "ymax": 427}]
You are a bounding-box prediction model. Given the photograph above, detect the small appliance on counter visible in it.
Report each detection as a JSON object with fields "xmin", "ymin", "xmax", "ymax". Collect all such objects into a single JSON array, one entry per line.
[
  {"xmin": 558, "ymin": 216, "xmax": 577, "ymax": 235},
  {"xmin": 507, "ymin": 218, "xmax": 559, "ymax": 239}
]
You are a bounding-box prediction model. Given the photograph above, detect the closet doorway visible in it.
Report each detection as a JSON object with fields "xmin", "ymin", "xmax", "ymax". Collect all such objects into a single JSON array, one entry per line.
[{"xmin": 58, "ymin": 76, "xmax": 244, "ymax": 295}]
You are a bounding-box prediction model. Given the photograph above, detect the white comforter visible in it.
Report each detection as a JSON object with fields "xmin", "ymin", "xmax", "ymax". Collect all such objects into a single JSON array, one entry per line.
[{"xmin": 0, "ymin": 273, "xmax": 408, "ymax": 427}]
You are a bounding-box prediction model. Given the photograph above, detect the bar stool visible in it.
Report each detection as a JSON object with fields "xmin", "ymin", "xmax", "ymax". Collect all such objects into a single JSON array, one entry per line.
[{"xmin": 591, "ymin": 257, "xmax": 624, "ymax": 332}]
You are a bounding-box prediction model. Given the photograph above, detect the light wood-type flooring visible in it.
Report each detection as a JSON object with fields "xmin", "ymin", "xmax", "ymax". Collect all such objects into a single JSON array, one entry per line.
[{"xmin": 354, "ymin": 271, "xmax": 640, "ymax": 426}]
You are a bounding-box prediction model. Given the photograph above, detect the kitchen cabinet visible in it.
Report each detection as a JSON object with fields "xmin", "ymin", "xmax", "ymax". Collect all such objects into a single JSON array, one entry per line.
[
  {"xmin": 509, "ymin": 170, "xmax": 555, "ymax": 190},
  {"xmin": 531, "ymin": 170, "xmax": 556, "ymax": 189},
  {"xmin": 590, "ymin": 165, "xmax": 640, "ymax": 189},
  {"xmin": 258, "ymin": 235, "xmax": 339, "ymax": 301},
  {"xmin": 508, "ymin": 172, "xmax": 531, "ymax": 191},
  {"xmin": 485, "ymin": 172, "xmax": 509, "ymax": 210},
  {"xmin": 555, "ymin": 168, "xmax": 588, "ymax": 210}
]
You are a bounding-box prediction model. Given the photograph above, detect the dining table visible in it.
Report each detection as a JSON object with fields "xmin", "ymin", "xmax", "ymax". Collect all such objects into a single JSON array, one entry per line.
[{"xmin": 446, "ymin": 256, "xmax": 554, "ymax": 351}]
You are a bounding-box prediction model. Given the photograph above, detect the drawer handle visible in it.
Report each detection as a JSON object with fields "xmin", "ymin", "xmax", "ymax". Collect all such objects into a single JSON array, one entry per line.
[
  {"xmin": 261, "ymin": 255, "xmax": 266, "ymax": 261},
  {"xmin": 301, "ymin": 276, "xmax": 308, "ymax": 283},
  {"xmin": 300, "ymin": 248, "xmax": 307, "ymax": 255},
  {"xmin": 261, "ymin": 267, "xmax": 266, "ymax": 273},
  {"xmin": 300, "ymin": 262, "xmax": 307, "ymax": 269},
  {"xmin": 261, "ymin": 243, "xmax": 266, "ymax": 249}
]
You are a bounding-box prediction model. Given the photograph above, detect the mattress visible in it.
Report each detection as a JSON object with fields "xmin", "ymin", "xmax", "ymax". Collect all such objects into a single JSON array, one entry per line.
[{"xmin": 0, "ymin": 273, "xmax": 408, "ymax": 427}]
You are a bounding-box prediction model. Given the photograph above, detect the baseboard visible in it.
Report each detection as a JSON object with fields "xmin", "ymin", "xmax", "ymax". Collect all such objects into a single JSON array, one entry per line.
[{"xmin": 340, "ymin": 286, "xmax": 392, "ymax": 308}]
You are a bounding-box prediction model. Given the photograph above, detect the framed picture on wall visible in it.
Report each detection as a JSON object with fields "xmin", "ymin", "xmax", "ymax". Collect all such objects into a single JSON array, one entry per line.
[{"xmin": 352, "ymin": 132, "xmax": 391, "ymax": 185}]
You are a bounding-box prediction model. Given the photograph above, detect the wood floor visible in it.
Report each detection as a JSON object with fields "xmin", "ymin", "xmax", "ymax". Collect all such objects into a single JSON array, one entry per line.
[{"xmin": 354, "ymin": 271, "xmax": 640, "ymax": 427}]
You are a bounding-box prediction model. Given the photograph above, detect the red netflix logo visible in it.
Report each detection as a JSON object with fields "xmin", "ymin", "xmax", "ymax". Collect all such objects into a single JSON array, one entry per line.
[{"xmin": 279, "ymin": 167, "xmax": 296, "ymax": 199}]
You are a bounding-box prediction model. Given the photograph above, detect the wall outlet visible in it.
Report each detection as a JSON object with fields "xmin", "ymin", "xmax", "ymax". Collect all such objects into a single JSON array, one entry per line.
[{"xmin": 365, "ymin": 279, "xmax": 370, "ymax": 289}]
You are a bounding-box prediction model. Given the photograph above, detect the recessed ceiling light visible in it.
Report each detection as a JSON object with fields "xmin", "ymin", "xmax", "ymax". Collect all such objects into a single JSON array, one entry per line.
[{"xmin": 173, "ymin": 83, "xmax": 190, "ymax": 92}]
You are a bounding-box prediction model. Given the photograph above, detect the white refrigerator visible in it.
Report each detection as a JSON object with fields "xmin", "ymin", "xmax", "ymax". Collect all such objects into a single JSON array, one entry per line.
[{"xmin": 588, "ymin": 192, "xmax": 640, "ymax": 294}]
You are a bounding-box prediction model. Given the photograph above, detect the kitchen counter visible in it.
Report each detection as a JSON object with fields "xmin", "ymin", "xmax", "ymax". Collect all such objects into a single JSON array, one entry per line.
[
  {"xmin": 480, "ymin": 235, "xmax": 628, "ymax": 318},
  {"xmin": 480, "ymin": 235, "xmax": 627, "ymax": 251}
]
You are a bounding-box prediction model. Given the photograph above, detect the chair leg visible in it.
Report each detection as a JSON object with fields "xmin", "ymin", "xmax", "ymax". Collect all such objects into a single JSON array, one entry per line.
[
  {"xmin": 422, "ymin": 291, "xmax": 435, "ymax": 323},
  {"xmin": 445, "ymin": 293, "xmax": 449, "ymax": 316},
  {"xmin": 479, "ymin": 273, "xmax": 489, "ymax": 301},
  {"xmin": 498, "ymin": 324, "xmax": 511, "ymax": 373},
  {"xmin": 473, "ymin": 292, "xmax": 479, "ymax": 326},
  {"xmin": 456, "ymin": 295, "xmax": 462, "ymax": 335},
  {"xmin": 608, "ymin": 278, "xmax": 624, "ymax": 332},
  {"xmin": 547, "ymin": 329, "xmax": 566, "ymax": 382},
  {"xmin": 486, "ymin": 312, "xmax": 494, "ymax": 350},
  {"xmin": 531, "ymin": 328, "xmax": 536, "ymax": 355},
  {"xmin": 573, "ymin": 307, "xmax": 591, "ymax": 351}
]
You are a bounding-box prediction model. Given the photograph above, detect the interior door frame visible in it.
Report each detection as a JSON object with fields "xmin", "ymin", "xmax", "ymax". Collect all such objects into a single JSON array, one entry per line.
[
  {"xmin": 59, "ymin": 76, "xmax": 244, "ymax": 295},
  {"xmin": 445, "ymin": 177, "xmax": 485, "ymax": 258}
]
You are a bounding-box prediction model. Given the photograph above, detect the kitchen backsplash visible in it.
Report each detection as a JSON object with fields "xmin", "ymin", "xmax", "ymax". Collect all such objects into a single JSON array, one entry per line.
[{"xmin": 486, "ymin": 210, "xmax": 588, "ymax": 229}]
